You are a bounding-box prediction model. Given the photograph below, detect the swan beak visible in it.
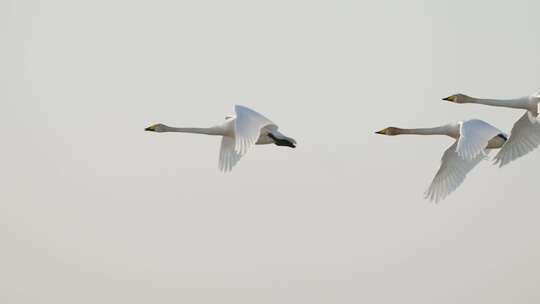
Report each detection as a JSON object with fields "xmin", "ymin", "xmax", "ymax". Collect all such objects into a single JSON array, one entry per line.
[
  {"xmin": 442, "ymin": 95, "xmax": 455, "ymax": 102},
  {"xmin": 145, "ymin": 126, "xmax": 155, "ymax": 131}
]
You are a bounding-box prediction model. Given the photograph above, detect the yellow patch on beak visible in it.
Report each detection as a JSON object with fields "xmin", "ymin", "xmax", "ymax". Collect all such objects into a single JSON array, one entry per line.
[{"xmin": 442, "ymin": 95, "xmax": 456, "ymax": 102}]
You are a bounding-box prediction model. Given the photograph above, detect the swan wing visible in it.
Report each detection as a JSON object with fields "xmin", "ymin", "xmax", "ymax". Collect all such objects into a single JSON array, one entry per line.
[
  {"xmin": 219, "ymin": 136, "xmax": 243, "ymax": 172},
  {"xmin": 425, "ymin": 142, "xmax": 485, "ymax": 203},
  {"xmin": 494, "ymin": 111, "xmax": 540, "ymax": 167},
  {"xmin": 234, "ymin": 105, "xmax": 277, "ymax": 154},
  {"xmin": 456, "ymin": 119, "xmax": 502, "ymax": 161}
]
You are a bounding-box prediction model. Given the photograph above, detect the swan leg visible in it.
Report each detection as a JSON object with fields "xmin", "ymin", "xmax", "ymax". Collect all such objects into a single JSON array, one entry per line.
[{"xmin": 267, "ymin": 133, "xmax": 296, "ymax": 148}]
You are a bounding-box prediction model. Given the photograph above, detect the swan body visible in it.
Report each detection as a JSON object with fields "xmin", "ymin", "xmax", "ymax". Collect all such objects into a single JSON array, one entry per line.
[
  {"xmin": 443, "ymin": 93, "xmax": 540, "ymax": 166},
  {"xmin": 376, "ymin": 119, "xmax": 507, "ymax": 203},
  {"xmin": 145, "ymin": 105, "xmax": 296, "ymax": 172}
]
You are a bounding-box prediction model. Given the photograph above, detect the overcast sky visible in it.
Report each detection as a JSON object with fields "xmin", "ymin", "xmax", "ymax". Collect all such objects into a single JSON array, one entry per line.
[{"xmin": 3, "ymin": 0, "xmax": 540, "ymax": 303}]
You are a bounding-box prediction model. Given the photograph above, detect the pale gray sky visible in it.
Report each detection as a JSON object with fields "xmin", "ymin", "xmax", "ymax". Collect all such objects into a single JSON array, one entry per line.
[{"xmin": 2, "ymin": 0, "xmax": 540, "ymax": 303}]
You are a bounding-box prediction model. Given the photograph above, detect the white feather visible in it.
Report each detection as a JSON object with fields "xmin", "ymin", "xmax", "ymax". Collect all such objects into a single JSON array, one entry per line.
[
  {"xmin": 425, "ymin": 142, "xmax": 486, "ymax": 203},
  {"xmin": 494, "ymin": 111, "xmax": 540, "ymax": 167},
  {"xmin": 456, "ymin": 119, "xmax": 502, "ymax": 161},
  {"xmin": 218, "ymin": 136, "xmax": 243, "ymax": 172},
  {"xmin": 233, "ymin": 105, "xmax": 277, "ymax": 155}
]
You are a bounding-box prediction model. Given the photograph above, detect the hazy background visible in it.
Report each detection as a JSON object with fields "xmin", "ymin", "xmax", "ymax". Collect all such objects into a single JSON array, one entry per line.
[{"xmin": 3, "ymin": 0, "xmax": 540, "ymax": 303}]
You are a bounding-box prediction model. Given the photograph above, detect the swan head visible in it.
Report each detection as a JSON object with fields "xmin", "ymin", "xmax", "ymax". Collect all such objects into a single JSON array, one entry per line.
[
  {"xmin": 375, "ymin": 127, "xmax": 401, "ymax": 136},
  {"xmin": 442, "ymin": 94, "xmax": 471, "ymax": 103},
  {"xmin": 145, "ymin": 123, "xmax": 168, "ymax": 132}
]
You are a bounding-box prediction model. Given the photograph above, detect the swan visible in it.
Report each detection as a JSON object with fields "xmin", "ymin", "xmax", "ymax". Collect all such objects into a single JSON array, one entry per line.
[
  {"xmin": 443, "ymin": 93, "xmax": 540, "ymax": 167},
  {"xmin": 375, "ymin": 119, "xmax": 507, "ymax": 203},
  {"xmin": 145, "ymin": 105, "xmax": 296, "ymax": 172}
]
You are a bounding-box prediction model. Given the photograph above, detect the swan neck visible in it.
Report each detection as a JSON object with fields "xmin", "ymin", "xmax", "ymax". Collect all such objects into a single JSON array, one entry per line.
[
  {"xmin": 468, "ymin": 97, "xmax": 529, "ymax": 109},
  {"xmin": 396, "ymin": 126, "xmax": 451, "ymax": 136},
  {"xmin": 165, "ymin": 126, "xmax": 223, "ymax": 135}
]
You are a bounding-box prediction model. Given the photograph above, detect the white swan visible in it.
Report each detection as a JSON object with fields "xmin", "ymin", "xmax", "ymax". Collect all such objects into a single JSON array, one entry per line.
[
  {"xmin": 376, "ymin": 119, "xmax": 507, "ymax": 203},
  {"xmin": 145, "ymin": 105, "xmax": 296, "ymax": 172},
  {"xmin": 443, "ymin": 93, "xmax": 540, "ymax": 166}
]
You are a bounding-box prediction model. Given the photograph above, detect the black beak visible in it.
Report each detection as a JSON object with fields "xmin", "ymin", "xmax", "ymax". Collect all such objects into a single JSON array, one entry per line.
[
  {"xmin": 145, "ymin": 127, "xmax": 154, "ymax": 131},
  {"xmin": 442, "ymin": 96, "xmax": 452, "ymax": 101}
]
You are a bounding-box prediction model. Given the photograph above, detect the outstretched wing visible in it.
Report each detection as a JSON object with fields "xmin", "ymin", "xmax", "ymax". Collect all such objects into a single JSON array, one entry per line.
[
  {"xmin": 234, "ymin": 105, "xmax": 277, "ymax": 155},
  {"xmin": 219, "ymin": 136, "xmax": 243, "ymax": 172},
  {"xmin": 456, "ymin": 119, "xmax": 502, "ymax": 161},
  {"xmin": 494, "ymin": 111, "xmax": 540, "ymax": 167},
  {"xmin": 425, "ymin": 142, "xmax": 486, "ymax": 203}
]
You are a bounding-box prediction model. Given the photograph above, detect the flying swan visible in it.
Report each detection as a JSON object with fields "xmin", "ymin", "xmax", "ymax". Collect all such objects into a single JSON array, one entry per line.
[
  {"xmin": 443, "ymin": 92, "xmax": 540, "ymax": 166},
  {"xmin": 375, "ymin": 119, "xmax": 507, "ymax": 203},
  {"xmin": 145, "ymin": 105, "xmax": 296, "ymax": 172}
]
